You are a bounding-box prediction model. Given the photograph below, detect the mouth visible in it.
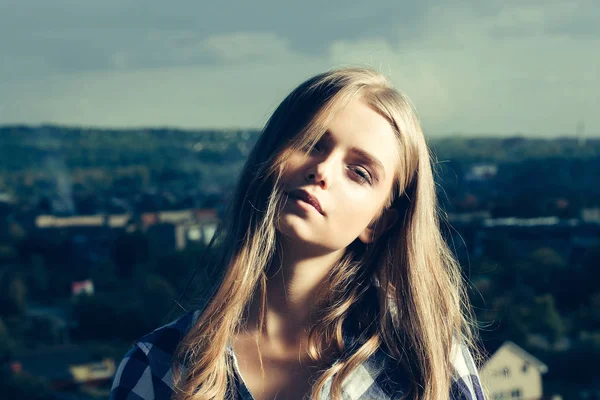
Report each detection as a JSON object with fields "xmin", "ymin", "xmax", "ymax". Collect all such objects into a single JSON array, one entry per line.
[{"xmin": 286, "ymin": 189, "xmax": 324, "ymax": 215}]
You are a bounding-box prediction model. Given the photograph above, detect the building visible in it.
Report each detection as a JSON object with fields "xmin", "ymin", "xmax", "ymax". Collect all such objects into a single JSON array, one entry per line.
[
  {"xmin": 581, "ymin": 208, "xmax": 600, "ymax": 223},
  {"xmin": 11, "ymin": 346, "xmax": 116, "ymax": 392},
  {"xmin": 72, "ymin": 279, "xmax": 95, "ymax": 296},
  {"xmin": 448, "ymin": 217, "xmax": 600, "ymax": 263},
  {"xmin": 175, "ymin": 218, "xmax": 219, "ymax": 249},
  {"xmin": 465, "ymin": 164, "xmax": 498, "ymax": 181},
  {"xmin": 480, "ymin": 341, "xmax": 548, "ymax": 400},
  {"xmin": 145, "ymin": 209, "xmax": 220, "ymax": 250},
  {"xmin": 34, "ymin": 208, "xmax": 220, "ymax": 258}
]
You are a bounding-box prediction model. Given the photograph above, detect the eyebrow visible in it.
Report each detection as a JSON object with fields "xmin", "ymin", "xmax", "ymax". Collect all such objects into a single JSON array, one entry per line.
[{"xmin": 349, "ymin": 147, "xmax": 386, "ymax": 181}]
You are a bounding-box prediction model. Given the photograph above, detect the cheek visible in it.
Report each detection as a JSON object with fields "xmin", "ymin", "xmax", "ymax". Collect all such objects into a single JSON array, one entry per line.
[
  {"xmin": 333, "ymin": 194, "xmax": 381, "ymax": 231},
  {"xmin": 279, "ymin": 158, "xmax": 305, "ymax": 183},
  {"xmin": 344, "ymin": 184, "xmax": 393, "ymax": 224}
]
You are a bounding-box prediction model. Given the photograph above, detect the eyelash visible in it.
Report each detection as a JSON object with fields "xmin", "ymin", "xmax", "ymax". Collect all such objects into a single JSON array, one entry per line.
[
  {"xmin": 349, "ymin": 167, "xmax": 372, "ymax": 185},
  {"xmin": 311, "ymin": 142, "xmax": 324, "ymax": 153}
]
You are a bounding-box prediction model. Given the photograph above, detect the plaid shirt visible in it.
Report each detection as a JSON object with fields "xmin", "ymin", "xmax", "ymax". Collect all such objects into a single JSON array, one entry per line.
[{"xmin": 110, "ymin": 308, "xmax": 485, "ymax": 400}]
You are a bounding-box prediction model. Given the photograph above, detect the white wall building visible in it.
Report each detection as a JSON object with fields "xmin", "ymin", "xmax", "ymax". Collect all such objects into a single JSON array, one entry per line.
[{"xmin": 480, "ymin": 341, "xmax": 548, "ymax": 400}]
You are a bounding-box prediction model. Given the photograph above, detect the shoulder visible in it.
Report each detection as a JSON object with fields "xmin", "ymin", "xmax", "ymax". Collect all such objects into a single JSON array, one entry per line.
[
  {"xmin": 361, "ymin": 338, "xmax": 486, "ymax": 400},
  {"xmin": 136, "ymin": 308, "xmax": 201, "ymax": 361},
  {"xmin": 110, "ymin": 309, "xmax": 202, "ymax": 400},
  {"xmin": 449, "ymin": 339, "xmax": 486, "ymax": 400}
]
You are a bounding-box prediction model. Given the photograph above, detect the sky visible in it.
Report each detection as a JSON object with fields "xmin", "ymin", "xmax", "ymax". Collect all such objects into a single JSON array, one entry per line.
[{"xmin": 0, "ymin": 0, "xmax": 599, "ymax": 137}]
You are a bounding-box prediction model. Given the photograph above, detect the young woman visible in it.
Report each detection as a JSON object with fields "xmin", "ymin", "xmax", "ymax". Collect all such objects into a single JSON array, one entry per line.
[{"xmin": 110, "ymin": 67, "xmax": 484, "ymax": 400}]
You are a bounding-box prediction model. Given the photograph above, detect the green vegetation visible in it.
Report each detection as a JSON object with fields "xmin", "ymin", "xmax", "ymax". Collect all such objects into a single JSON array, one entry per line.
[{"xmin": 1, "ymin": 125, "xmax": 599, "ymax": 397}]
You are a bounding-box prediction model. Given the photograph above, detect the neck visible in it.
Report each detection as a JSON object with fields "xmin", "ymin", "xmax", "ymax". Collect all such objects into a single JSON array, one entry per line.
[{"xmin": 247, "ymin": 237, "xmax": 345, "ymax": 345}]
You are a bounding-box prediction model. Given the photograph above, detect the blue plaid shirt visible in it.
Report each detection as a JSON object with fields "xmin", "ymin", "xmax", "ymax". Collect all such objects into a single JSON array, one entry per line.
[{"xmin": 110, "ymin": 308, "xmax": 485, "ymax": 399}]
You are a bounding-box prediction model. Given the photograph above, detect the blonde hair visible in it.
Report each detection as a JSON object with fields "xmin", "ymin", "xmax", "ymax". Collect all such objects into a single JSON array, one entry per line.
[{"xmin": 171, "ymin": 67, "xmax": 478, "ymax": 400}]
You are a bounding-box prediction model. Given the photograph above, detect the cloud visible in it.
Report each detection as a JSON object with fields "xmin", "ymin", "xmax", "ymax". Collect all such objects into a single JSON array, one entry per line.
[
  {"xmin": 0, "ymin": 52, "xmax": 328, "ymax": 130},
  {"xmin": 200, "ymin": 32, "xmax": 294, "ymax": 63},
  {"xmin": 325, "ymin": 1, "xmax": 600, "ymax": 135},
  {"xmin": 0, "ymin": 0, "xmax": 598, "ymax": 136}
]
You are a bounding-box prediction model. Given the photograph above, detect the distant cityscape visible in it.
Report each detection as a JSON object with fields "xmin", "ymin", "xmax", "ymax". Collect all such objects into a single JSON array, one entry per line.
[{"xmin": 0, "ymin": 126, "xmax": 599, "ymax": 399}]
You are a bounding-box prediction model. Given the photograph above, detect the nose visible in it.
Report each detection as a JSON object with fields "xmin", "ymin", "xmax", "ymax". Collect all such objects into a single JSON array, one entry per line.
[{"xmin": 304, "ymin": 158, "xmax": 333, "ymax": 189}]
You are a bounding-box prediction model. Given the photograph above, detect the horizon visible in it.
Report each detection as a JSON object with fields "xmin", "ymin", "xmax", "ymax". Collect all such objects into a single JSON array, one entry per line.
[{"xmin": 1, "ymin": 123, "xmax": 599, "ymax": 140}]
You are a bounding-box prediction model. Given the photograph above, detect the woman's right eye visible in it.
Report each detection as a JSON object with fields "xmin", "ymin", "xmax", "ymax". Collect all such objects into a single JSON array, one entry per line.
[{"xmin": 302, "ymin": 141, "xmax": 323, "ymax": 154}]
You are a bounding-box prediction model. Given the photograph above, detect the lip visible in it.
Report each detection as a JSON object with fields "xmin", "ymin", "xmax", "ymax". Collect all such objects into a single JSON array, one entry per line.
[{"xmin": 286, "ymin": 189, "xmax": 324, "ymax": 215}]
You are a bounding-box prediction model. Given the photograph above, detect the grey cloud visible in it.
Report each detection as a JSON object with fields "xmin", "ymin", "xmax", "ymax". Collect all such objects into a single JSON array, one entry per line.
[
  {"xmin": 483, "ymin": 0, "xmax": 600, "ymax": 40},
  {"xmin": 1, "ymin": 0, "xmax": 598, "ymax": 134},
  {"xmin": 546, "ymin": 10, "xmax": 600, "ymax": 38},
  {"xmin": 0, "ymin": 0, "xmax": 435, "ymax": 75},
  {"xmin": 11, "ymin": 0, "xmax": 598, "ymax": 77}
]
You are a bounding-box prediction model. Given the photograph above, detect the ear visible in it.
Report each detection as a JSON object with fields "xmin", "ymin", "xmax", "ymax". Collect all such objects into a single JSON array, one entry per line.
[{"xmin": 358, "ymin": 208, "xmax": 399, "ymax": 244}]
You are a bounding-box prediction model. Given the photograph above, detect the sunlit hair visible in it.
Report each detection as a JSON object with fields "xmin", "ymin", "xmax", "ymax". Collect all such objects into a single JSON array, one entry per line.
[{"xmin": 171, "ymin": 67, "xmax": 479, "ymax": 400}]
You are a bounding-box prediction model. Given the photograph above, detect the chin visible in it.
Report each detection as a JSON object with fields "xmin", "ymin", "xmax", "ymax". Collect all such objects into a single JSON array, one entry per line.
[
  {"xmin": 277, "ymin": 223, "xmax": 343, "ymax": 254},
  {"xmin": 276, "ymin": 214, "xmax": 353, "ymax": 252},
  {"xmin": 277, "ymin": 218, "xmax": 311, "ymax": 242}
]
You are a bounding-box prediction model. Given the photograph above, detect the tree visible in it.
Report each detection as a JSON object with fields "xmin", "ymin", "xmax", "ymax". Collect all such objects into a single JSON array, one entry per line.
[
  {"xmin": 516, "ymin": 248, "xmax": 566, "ymax": 294},
  {"xmin": 153, "ymin": 242, "xmax": 210, "ymax": 292},
  {"xmin": 0, "ymin": 372, "xmax": 54, "ymax": 400},
  {"xmin": 72, "ymin": 293, "xmax": 148, "ymax": 341},
  {"xmin": 141, "ymin": 274, "xmax": 177, "ymax": 328},
  {"xmin": 27, "ymin": 255, "xmax": 49, "ymax": 302},
  {"xmin": 0, "ymin": 318, "xmax": 13, "ymax": 363},
  {"xmin": 111, "ymin": 230, "xmax": 150, "ymax": 279},
  {"xmin": 0, "ymin": 271, "xmax": 27, "ymax": 317},
  {"xmin": 529, "ymin": 248, "xmax": 565, "ymax": 270},
  {"xmin": 529, "ymin": 294, "xmax": 565, "ymax": 343}
]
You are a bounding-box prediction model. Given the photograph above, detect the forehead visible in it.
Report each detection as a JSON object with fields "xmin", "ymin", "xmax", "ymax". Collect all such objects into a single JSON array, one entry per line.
[{"xmin": 324, "ymin": 99, "xmax": 400, "ymax": 180}]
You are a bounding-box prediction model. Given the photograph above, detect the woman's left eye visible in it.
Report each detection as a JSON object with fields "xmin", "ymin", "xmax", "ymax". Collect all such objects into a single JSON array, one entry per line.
[{"xmin": 349, "ymin": 166, "xmax": 372, "ymax": 185}]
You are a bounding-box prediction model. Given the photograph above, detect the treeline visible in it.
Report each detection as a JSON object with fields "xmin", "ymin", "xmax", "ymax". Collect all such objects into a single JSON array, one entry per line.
[
  {"xmin": 464, "ymin": 235, "xmax": 600, "ymax": 395},
  {"xmin": 0, "ymin": 125, "xmax": 260, "ymax": 172},
  {"xmin": 1, "ymin": 126, "xmax": 599, "ymax": 174},
  {"xmin": 0, "ymin": 226, "xmax": 219, "ymax": 399},
  {"xmin": 1, "ymin": 226, "xmax": 599, "ymax": 396}
]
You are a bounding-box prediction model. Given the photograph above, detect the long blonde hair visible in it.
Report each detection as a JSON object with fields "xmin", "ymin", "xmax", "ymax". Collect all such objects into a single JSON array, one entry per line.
[{"xmin": 172, "ymin": 67, "xmax": 478, "ymax": 400}]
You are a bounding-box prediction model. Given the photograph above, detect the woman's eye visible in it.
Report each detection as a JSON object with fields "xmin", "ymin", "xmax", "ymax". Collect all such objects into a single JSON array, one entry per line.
[
  {"xmin": 302, "ymin": 142, "xmax": 323, "ymax": 154},
  {"xmin": 350, "ymin": 167, "xmax": 372, "ymax": 185}
]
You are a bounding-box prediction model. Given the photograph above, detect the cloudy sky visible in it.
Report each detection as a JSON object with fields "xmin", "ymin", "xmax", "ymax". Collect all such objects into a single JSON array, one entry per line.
[{"xmin": 1, "ymin": 0, "xmax": 598, "ymax": 136}]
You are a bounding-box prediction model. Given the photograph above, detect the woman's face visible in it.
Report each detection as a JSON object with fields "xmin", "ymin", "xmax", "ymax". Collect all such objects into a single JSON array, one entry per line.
[{"xmin": 278, "ymin": 98, "xmax": 401, "ymax": 253}]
